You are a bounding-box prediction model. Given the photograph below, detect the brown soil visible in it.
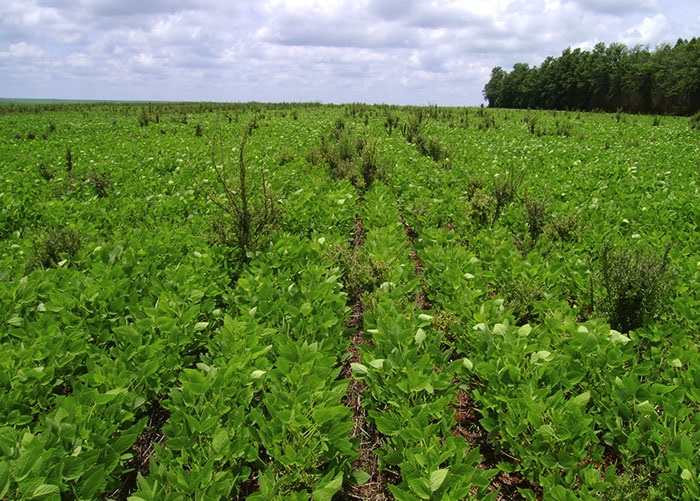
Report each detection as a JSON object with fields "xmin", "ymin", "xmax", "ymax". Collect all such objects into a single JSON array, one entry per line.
[
  {"xmin": 339, "ymin": 208, "xmax": 393, "ymax": 499},
  {"xmin": 109, "ymin": 399, "xmax": 169, "ymax": 500},
  {"xmin": 451, "ymin": 389, "xmax": 542, "ymax": 500},
  {"xmin": 399, "ymin": 214, "xmax": 432, "ymax": 311}
]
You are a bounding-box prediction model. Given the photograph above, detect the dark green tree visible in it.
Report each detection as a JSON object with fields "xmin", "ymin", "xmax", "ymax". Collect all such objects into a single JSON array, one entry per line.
[
  {"xmin": 483, "ymin": 66, "xmax": 507, "ymax": 107},
  {"xmin": 482, "ymin": 37, "xmax": 700, "ymax": 115}
]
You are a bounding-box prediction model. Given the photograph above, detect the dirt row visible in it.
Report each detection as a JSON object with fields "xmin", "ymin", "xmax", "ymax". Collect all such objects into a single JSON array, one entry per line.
[
  {"xmin": 340, "ymin": 209, "xmax": 394, "ymax": 500},
  {"xmin": 398, "ymin": 208, "xmax": 540, "ymax": 501}
]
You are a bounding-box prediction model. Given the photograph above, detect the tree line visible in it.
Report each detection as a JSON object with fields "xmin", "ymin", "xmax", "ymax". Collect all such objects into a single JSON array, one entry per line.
[{"xmin": 483, "ymin": 38, "xmax": 700, "ymax": 115}]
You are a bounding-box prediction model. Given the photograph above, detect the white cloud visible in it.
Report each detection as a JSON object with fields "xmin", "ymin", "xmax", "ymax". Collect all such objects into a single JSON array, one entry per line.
[
  {"xmin": 66, "ymin": 52, "xmax": 92, "ymax": 67},
  {"xmin": 622, "ymin": 13, "xmax": 668, "ymax": 45},
  {"xmin": 134, "ymin": 53, "xmax": 156, "ymax": 68},
  {"xmin": 0, "ymin": 0, "xmax": 698, "ymax": 104},
  {"xmin": 0, "ymin": 1, "xmax": 79, "ymax": 44},
  {"xmin": 5, "ymin": 42, "xmax": 46, "ymax": 58}
]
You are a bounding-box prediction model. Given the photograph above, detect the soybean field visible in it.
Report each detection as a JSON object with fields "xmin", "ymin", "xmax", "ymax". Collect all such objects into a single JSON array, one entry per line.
[{"xmin": 1, "ymin": 102, "xmax": 700, "ymax": 500}]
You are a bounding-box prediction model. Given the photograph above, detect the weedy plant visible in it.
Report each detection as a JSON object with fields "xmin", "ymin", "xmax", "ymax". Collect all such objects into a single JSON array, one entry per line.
[
  {"xmin": 690, "ymin": 111, "xmax": 700, "ymax": 130},
  {"xmin": 600, "ymin": 243, "xmax": 673, "ymax": 333},
  {"xmin": 399, "ymin": 110, "xmax": 450, "ymax": 165},
  {"xmin": 384, "ymin": 108, "xmax": 399, "ymax": 136},
  {"xmin": 523, "ymin": 194, "xmax": 548, "ymax": 243},
  {"xmin": 414, "ymin": 134, "xmax": 449, "ymax": 164},
  {"xmin": 555, "ymin": 119, "xmax": 573, "ymax": 137},
  {"xmin": 89, "ymin": 170, "xmax": 111, "ymax": 198},
  {"xmin": 66, "ymin": 147, "xmax": 73, "ymax": 175},
  {"xmin": 197, "ymin": 120, "xmax": 281, "ymax": 268},
  {"xmin": 401, "ymin": 110, "xmax": 426, "ymax": 144},
  {"xmin": 358, "ymin": 137, "xmax": 381, "ymax": 190},
  {"xmin": 525, "ymin": 114, "xmax": 538, "ymax": 134},
  {"xmin": 545, "ymin": 212, "xmax": 581, "ymax": 243},
  {"xmin": 464, "ymin": 174, "xmax": 487, "ymax": 199},
  {"xmin": 465, "ymin": 191, "xmax": 495, "ymax": 228},
  {"xmin": 316, "ymin": 120, "xmax": 381, "ymax": 192},
  {"xmin": 490, "ymin": 168, "xmax": 524, "ymax": 227},
  {"xmin": 38, "ymin": 162, "xmax": 54, "ymax": 181},
  {"xmin": 502, "ymin": 278, "xmax": 549, "ymax": 324},
  {"xmin": 30, "ymin": 226, "xmax": 81, "ymax": 269},
  {"xmin": 138, "ymin": 109, "xmax": 151, "ymax": 127},
  {"xmin": 478, "ymin": 110, "xmax": 497, "ymax": 130},
  {"xmin": 324, "ymin": 242, "xmax": 388, "ymax": 301}
]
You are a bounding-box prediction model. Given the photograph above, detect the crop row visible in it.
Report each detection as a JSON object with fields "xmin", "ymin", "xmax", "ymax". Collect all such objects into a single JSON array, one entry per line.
[
  {"xmin": 350, "ymin": 183, "xmax": 496, "ymax": 499},
  {"xmin": 2, "ymin": 103, "xmax": 700, "ymax": 499},
  {"xmin": 382, "ymin": 109, "xmax": 700, "ymax": 498}
]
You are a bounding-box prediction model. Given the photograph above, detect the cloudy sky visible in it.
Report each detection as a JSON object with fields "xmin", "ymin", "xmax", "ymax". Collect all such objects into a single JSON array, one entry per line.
[{"xmin": 1, "ymin": 0, "xmax": 699, "ymax": 105}]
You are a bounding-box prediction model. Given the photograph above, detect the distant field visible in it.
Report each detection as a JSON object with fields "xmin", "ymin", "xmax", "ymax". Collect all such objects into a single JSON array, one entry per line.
[
  {"xmin": 1, "ymin": 102, "xmax": 699, "ymax": 499},
  {"xmin": 0, "ymin": 98, "xmax": 110, "ymax": 104}
]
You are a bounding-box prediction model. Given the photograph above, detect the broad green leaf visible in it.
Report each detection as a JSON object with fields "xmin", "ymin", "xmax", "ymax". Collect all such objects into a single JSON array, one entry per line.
[
  {"xmin": 369, "ymin": 359, "xmax": 385, "ymax": 369},
  {"xmin": 78, "ymin": 466, "xmax": 106, "ymax": 499},
  {"xmin": 351, "ymin": 363, "xmax": 368, "ymax": 375},
  {"xmin": 635, "ymin": 400, "xmax": 655, "ymax": 415},
  {"xmin": 462, "ymin": 358, "xmax": 474, "ymax": 370},
  {"xmin": 12, "ymin": 439, "xmax": 42, "ymax": 482},
  {"xmin": 493, "ymin": 323, "xmax": 507, "ymax": 335},
  {"xmin": 130, "ymin": 475, "xmax": 160, "ymax": 501},
  {"xmin": 313, "ymin": 406, "xmax": 349, "ymax": 425},
  {"xmin": 497, "ymin": 462, "xmax": 519, "ymax": 473},
  {"xmin": 407, "ymin": 475, "xmax": 431, "ymax": 499},
  {"xmin": 570, "ymin": 391, "xmax": 591, "ymax": 407},
  {"xmin": 430, "ymin": 469, "xmax": 449, "ymax": 492},
  {"xmin": 6, "ymin": 316, "xmax": 22, "ymax": 327},
  {"xmin": 549, "ymin": 485, "xmax": 570, "ymax": 501},
  {"xmin": 181, "ymin": 369, "xmax": 209, "ymax": 395},
  {"xmin": 536, "ymin": 424, "xmax": 556, "ymax": 440},
  {"xmin": 374, "ymin": 416, "xmax": 400, "ymax": 436},
  {"xmin": 95, "ymin": 388, "xmax": 126, "ymax": 404},
  {"xmin": 61, "ymin": 456, "xmax": 84, "ymax": 481},
  {"xmin": 0, "ymin": 461, "xmax": 9, "ymax": 499},
  {"xmin": 680, "ymin": 434, "xmax": 693, "ymax": 456},
  {"xmin": 531, "ymin": 350, "xmax": 552, "ymax": 364},
  {"xmin": 300, "ymin": 302, "xmax": 312, "ymax": 316},
  {"xmin": 352, "ymin": 470, "xmax": 371, "ymax": 486},
  {"xmin": 518, "ymin": 324, "xmax": 532, "ymax": 336},
  {"xmin": 212, "ymin": 429, "xmax": 229, "ymax": 455},
  {"xmin": 312, "ymin": 472, "xmax": 344, "ymax": 501},
  {"xmin": 608, "ymin": 330, "xmax": 631, "ymax": 344},
  {"xmin": 194, "ymin": 321, "xmax": 209, "ymax": 331},
  {"xmin": 415, "ymin": 328, "xmax": 426, "ymax": 345},
  {"xmin": 32, "ymin": 484, "xmax": 60, "ymax": 497}
]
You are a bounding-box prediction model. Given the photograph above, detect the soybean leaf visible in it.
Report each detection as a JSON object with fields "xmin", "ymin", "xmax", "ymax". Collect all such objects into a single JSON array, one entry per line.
[{"xmin": 430, "ymin": 468, "xmax": 449, "ymax": 492}]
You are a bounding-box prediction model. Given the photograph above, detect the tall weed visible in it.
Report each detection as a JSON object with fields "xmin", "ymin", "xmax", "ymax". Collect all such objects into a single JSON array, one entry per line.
[{"xmin": 600, "ymin": 243, "xmax": 673, "ymax": 333}]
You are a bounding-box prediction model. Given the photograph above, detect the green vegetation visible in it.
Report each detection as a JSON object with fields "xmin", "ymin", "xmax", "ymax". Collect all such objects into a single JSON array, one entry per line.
[
  {"xmin": 484, "ymin": 37, "xmax": 700, "ymax": 115},
  {"xmin": 1, "ymin": 102, "xmax": 699, "ymax": 499}
]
